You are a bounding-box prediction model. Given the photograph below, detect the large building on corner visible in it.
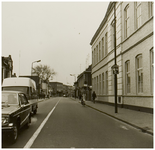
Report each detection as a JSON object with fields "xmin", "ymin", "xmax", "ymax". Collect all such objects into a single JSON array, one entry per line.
[{"xmin": 90, "ymin": 2, "xmax": 153, "ymax": 113}]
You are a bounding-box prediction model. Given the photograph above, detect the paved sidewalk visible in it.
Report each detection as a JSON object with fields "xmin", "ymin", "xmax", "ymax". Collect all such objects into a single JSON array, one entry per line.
[{"xmin": 82, "ymin": 100, "xmax": 153, "ymax": 135}]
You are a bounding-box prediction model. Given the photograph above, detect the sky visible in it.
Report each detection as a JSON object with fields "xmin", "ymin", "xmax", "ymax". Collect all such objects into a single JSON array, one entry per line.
[{"xmin": 2, "ymin": 1, "xmax": 109, "ymax": 86}]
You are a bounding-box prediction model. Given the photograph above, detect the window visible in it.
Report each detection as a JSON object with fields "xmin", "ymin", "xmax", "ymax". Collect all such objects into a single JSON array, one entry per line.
[
  {"xmin": 94, "ymin": 48, "xmax": 96, "ymax": 65},
  {"xmin": 99, "ymin": 42, "xmax": 101, "ymax": 61},
  {"xmin": 111, "ymin": 21, "xmax": 114, "ymax": 49},
  {"xmin": 102, "ymin": 37, "xmax": 104, "ymax": 58},
  {"xmin": 102, "ymin": 73, "xmax": 105, "ymax": 94},
  {"xmin": 92, "ymin": 51, "xmax": 94, "ymax": 66},
  {"xmin": 149, "ymin": 2, "xmax": 153, "ymax": 18},
  {"xmin": 136, "ymin": 55, "xmax": 143, "ymax": 93},
  {"xmin": 97, "ymin": 76, "xmax": 98, "ymax": 94},
  {"xmin": 125, "ymin": 4, "xmax": 130, "ymax": 38},
  {"xmin": 99, "ymin": 74, "xmax": 101, "ymax": 94},
  {"xmin": 105, "ymin": 33, "xmax": 108, "ymax": 55},
  {"xmin": 150, "ymin": 49, "xmax": 154, "ymax": 94},
  {"xmin": 125, "ymin": 61, "xmax": 130, "ymax": 93},
  {"xmin": 106, "ymin": 71, "xmax": 108, "ymax": 94},
  {"xmin": 94, "ymin": 77, "xmax": 96, "ymax": 92},
  {"xmin": 136, "ymin": 2, "xmax": 142, "ymax": 29},
  {"xmin": 96, "ymin": 45, "xmax": 98, "ymax": 63}
]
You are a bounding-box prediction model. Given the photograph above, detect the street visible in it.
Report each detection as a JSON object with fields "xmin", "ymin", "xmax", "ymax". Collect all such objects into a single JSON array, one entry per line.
[{"xmin": 2, "ymin": 97, "xmax": 153, "ymax": 148}]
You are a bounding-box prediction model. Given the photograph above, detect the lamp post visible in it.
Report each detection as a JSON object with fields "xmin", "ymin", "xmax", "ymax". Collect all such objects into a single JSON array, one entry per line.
[
  {"xmin": 31, "ymin": 60, "xmax": 41, "ymax": 76},
  {"xmin": 70, "ymin": 74, "xmax": 76, "ymax": 98},
  {"xmin": 70, "ymin": 74, "xmax": 76, "ymax": 82},
  {"xmin": 113, "ymin": 2, "xmax": 118, "ymax": 113}
]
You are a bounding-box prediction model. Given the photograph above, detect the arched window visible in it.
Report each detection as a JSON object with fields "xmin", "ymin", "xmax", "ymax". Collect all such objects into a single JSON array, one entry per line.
[
  {"xmin": 124, "ymin": 4, "xmax": 130, "ymax": 38},
  {"xmin": 125, "ymin": 60, "xmax": 130, "ymax": 93},
  {"xmin": 150, "ymin": 48, "xmax": 154, "ymax": 94},
  {"xmin": 136, "ymin": 54, "xmax": 143, "ymax": 93}
]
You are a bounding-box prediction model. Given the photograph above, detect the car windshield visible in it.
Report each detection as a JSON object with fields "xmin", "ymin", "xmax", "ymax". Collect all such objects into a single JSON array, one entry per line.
[
  {"xmin": 2, "ymin": 93, "xmax": 18, "ymax": 105},
  {"xmin": 2, "ymin": 86, "xmax": 28, "ymax": 94}
]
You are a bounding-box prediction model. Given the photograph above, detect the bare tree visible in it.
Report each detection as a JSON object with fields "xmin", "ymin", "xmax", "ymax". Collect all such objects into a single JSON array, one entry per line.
[{"xmin": 32, "ymin": 64, "xmax": 56, "ymax": 82}]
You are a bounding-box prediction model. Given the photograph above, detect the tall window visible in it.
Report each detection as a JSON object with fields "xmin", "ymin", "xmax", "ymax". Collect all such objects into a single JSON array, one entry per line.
[
  {"xmin": 106, "ymin": 71, "xmax": 108, "ymax": 94},
  {"xmin": 99, "ymin": 42, "xmax": 101, "ymax": 61},
  {"xmin": 102, "ymin": 73, "xmax": 105, "ymax": 94},
  {"xmin": 97, "ymin": 76, "xmax": 98, "ymax": 94},
  {"xmin": 136, "ymin": 2, "xmax": 142, "ymax": 29},
  {"xmin": 125, "ymin": 4, "xmax": 130, "ymax": 38},
  {"xmin": 92, "ymin": 51, "xmax": 94, "ymax": 65},
  {"xmin": 150, "ymin": 49, "xmax": 154, "ymax": 94},
  {"xmin": 111, "ymin": 21, "xmax": 114, "ymax": 50},
  {"xmin": 99, "ymin": 74, "xmax": 101, "ymax": 94},
  {"xmin": 94, "ymin": 48, "xmax": 96, "ymax": 65},
  {"xmin": 105, "ymin": 33, "xmax": 108, "ymax": 56},
  {"xmin": 136, "ymin": 55, "xmax": 143, "ymax": 93},
  {"xmin": 126, "ymin": 61, "xmax": 130, "ymax": 93},
  {"xmin": 96, "ymin": 45, "xmax": 98, "ymax": 63},
  {"xmin": 149, "ymin": 2, "xmax": 153, "ymax": 18},
  {"xmin": 102, "ymin": 37, "xmax": 104, "ymax": 58},
  {"xmin": 94, "ymin": 77, "xmax": 96, "ymax": 92}
]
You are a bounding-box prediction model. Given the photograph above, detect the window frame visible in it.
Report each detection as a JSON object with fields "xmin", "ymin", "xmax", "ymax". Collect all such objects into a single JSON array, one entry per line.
[
  {"xmin": 124, "ymin": 4, "xmax": 130, "ymax": 38},
  {"xmin": 125, "ymin": 60, "xmax": 131, "ymax": 94},
  {"xmin": 136, "ymin": 54, "xmax": 143, "ymax": 94}
]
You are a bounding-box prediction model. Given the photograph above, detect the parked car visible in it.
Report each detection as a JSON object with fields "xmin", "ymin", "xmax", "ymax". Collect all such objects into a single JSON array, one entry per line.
[
  {"xmin": 2, "ymin": 91, "xmax": 31, "ymax": 144},
  {"xmin": 2, "ymin": 77, "xmax": 38, "ymax": 115}
]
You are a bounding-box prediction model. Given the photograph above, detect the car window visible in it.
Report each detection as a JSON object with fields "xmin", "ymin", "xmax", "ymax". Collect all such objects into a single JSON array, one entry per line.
[{"xmin": 19, "ymin": 94, "xmax": 28, "ymax": 105}]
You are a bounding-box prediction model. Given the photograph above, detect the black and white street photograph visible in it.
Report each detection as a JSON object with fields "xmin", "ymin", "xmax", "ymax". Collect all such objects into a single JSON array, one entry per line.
[{"xmin": 1, "ymin": 1, "xmax": 153, "ymax": 148}]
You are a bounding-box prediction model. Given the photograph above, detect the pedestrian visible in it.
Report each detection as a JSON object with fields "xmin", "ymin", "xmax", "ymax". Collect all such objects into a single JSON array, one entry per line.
[{"xmin": 92, "ymin": 91, "xmax": 96, "ymax": 103}]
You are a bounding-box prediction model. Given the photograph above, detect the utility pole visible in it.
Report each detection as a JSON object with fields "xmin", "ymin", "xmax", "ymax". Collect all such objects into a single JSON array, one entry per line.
[{"xmin": 113, "ymin": 2, "xmax": 118, "ymax": 113}]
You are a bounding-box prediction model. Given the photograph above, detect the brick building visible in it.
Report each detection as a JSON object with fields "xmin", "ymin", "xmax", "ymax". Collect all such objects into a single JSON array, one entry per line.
[
  {"xmin": 90, "ymin": 2, "xmax": 153, "ymax": 113},
  {"xmin": 76, "ymin": 65, "xmax": 92, "ymax": 100},
  {"xmin": 2, "ymin": 55, "xmax": 13, "ymax": 83}
]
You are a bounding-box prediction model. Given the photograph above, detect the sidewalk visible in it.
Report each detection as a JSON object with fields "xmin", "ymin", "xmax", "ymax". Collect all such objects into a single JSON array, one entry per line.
[{"xmin": 84, "ymin": 100, "xmax": 153, "ymax": 135}]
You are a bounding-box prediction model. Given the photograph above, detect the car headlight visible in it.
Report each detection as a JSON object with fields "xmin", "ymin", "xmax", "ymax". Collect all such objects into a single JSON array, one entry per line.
[{"xmin": 2, "ymin": 116, "xmax": 9, "ymax": 125}]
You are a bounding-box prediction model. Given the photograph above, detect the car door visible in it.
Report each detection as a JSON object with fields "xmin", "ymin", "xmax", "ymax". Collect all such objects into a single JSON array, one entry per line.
[{"xmin": 18, "ymin": 93, "xmax": 30, "ymax": 127}]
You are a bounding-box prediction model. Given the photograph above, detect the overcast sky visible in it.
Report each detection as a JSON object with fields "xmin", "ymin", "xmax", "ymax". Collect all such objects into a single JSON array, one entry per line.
[{"xmin": 2, "ymin": 1, "xmax": 109, "ymax": 85}]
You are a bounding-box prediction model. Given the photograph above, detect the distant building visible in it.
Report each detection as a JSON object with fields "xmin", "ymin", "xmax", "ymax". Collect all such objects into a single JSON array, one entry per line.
[
  {"xmin": 90, "ymin": 2, "xmax": 153, "ymax": 113},
  {"xmin": 76, "ymin": 65, "xmax": 92, "ymax": 100},
  {"xmin": 49, "ymin": 82, "xmax": 64, "ymax": 96},
  {"xmin": 2, "ymin": 55, "xmax": 13, "ymax": 83}
]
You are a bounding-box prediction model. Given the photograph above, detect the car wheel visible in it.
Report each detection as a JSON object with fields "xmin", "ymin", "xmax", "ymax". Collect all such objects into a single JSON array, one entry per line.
[
  {"xmin": 33, "ymin": 109, "xmax": 37, "ymax": 115},
  {"xmin": 25, "ymin": 114, "xmax": 31, "ymax": 129},
  {"xmin": 10, "ymin": 124, "xmax": 18, "ymax": 143}
]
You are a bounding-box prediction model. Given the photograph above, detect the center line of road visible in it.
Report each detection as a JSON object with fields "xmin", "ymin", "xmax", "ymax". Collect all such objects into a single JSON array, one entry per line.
[{"xmin": 24, "ymin": 99, "xmax": 60, "ymax": 148}]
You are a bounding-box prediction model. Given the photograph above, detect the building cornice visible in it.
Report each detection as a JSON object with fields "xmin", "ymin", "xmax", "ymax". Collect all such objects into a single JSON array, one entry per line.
[{"xmin": 90, "ymin": 2, "xmax": 115, "ymax": 45}]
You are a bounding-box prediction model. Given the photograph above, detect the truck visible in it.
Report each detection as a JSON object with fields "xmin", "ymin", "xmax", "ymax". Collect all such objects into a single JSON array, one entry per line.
[{"xmin": 2, "ymin": 77, "xmax": 38, "ymax": 115}]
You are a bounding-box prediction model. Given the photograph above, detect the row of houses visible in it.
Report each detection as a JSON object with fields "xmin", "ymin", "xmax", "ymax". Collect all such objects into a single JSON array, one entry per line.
[{"xmin": 1, "ymin": 56, "xmax": 74, "ymax": 97}]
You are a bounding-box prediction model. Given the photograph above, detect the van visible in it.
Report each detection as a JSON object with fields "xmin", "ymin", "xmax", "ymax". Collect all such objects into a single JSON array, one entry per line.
[{"xmin": 2, "ymin": 77, "xmax": 38, "ymax": 114}]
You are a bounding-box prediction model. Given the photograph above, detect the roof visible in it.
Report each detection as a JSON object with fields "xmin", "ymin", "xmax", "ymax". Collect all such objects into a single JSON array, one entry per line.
[
  {"xmin": 2, "ymin": 77, "xmax": 36, "ymax": 90},
  {"xmin": 90, "ymin": 2, "xmax": 115, "ymax": 45},
  {"xmin": 2, "ymin": 91, "xmax": 24, "ymax": 94}
]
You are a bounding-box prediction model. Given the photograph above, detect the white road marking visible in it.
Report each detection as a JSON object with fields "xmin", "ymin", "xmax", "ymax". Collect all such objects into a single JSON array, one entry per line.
[
  {"xmin": 24, "ymin": 99, "xmax": 60, "ymax": 148},
  {"xmin": 120, "ymin": 125, "xmax": 129, "ymax": 130}
]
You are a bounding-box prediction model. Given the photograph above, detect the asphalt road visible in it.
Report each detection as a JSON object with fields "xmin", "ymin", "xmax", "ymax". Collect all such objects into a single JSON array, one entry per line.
[{"xmin": 2, "ymin": 97, "xmax": 153, "ymax": 148}]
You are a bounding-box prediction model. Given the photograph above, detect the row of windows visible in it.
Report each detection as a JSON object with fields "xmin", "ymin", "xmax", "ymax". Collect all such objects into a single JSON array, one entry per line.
[
  {"xmin": 92, "ymin": 50, "xmax": 154, "ymax": 95},
  {"xmin": 92, "ymin": 33, "xmax": 108, "ymax": 66},
  {"xmin": 124, "ymin": 2, "xmax": 153, "ymax": 38},
  {"xmin": 92, "ymin": 2, "xmax": 154, "ymax": 66}
]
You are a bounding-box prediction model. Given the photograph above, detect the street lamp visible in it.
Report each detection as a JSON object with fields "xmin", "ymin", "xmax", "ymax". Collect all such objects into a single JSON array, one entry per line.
[
  {"xmin": 70, "ymin": 74, "xmax": 76, "ymax": 82},
  {"xmin": 70, "ymin": 74, "xmax": 76, "ymax": 98},
  {"xmin": 31, "ymin": 60, "xmax": 41, "ymax": 75}
]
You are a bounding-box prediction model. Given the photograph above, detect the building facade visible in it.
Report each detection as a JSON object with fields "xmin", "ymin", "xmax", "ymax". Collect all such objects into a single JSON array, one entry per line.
[
  {"xmin": 2, "ymin": 55, "xmax": 13, "ymax": 83},
  {"xmin": 76, "ymin": 65, "xmax": 92, "ymax": 100},
  {"xmin": 90, "ymin": 2, "xmax": 153, "ymax": 112}
]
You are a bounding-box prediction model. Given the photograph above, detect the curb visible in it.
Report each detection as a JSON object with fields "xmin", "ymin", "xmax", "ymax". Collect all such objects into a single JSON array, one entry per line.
[{"xmin": 86, "ymin": 104, "xmax": 153, "ymax": 136}]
